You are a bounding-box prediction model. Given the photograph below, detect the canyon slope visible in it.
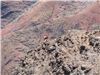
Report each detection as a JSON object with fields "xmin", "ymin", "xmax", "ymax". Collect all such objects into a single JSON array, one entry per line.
[{"xmin": 1, "ymin": 0, "xmax": 100, "ymax": 75}]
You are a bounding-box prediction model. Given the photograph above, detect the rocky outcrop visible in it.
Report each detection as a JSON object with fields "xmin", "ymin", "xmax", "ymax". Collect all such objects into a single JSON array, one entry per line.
[{"xmin": 2, "ymin": 31, "xmax": 100, "ymax": 75}]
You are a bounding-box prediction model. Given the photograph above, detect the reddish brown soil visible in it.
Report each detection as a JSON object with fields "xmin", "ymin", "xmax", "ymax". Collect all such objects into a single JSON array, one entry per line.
[{"xmin": 1, "ymin": 1, "xmax": 100, "ymax": 38}]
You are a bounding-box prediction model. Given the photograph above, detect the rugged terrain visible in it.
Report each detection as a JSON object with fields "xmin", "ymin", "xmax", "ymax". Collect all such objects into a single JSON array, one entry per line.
[
  {"xmin": 1, "ymin": 0, "xmax": 100, "ymax": 75},
  {"xmin": 2, "ymin": 30, "xmax": 100, "ymax": 75}
]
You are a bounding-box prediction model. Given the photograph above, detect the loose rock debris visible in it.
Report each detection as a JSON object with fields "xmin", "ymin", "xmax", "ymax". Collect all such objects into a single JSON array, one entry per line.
[{"xmin": 2, "ymin": 31, "xmax": 100, "ymax": 75}]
